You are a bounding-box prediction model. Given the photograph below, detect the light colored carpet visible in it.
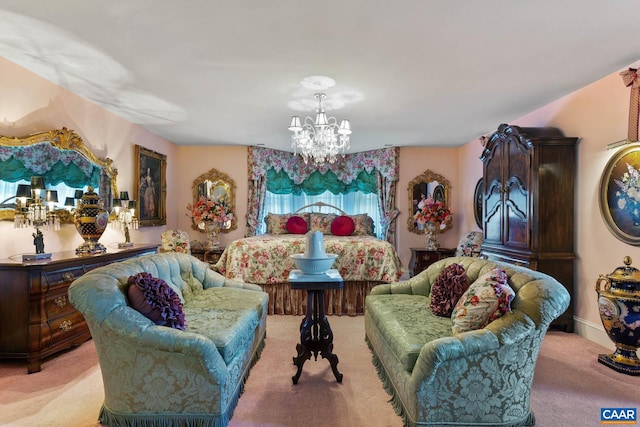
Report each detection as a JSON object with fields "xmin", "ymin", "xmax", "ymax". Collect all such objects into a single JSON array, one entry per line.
[{"xmin": 1, "ymin": 315, "xmax": 638, "ymax": 427}]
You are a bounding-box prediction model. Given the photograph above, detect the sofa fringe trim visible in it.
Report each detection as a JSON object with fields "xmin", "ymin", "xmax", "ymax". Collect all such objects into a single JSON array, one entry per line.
[
  {"xmin": 98, "ymin": 335, "xmax": 266, "ymax": 427},
  {"xmin": 365, "ymin": 337, "xmax": 536, "ymax": 427}
]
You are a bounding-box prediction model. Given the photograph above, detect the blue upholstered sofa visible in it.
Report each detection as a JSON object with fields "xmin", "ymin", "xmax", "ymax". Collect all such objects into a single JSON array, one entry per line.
[
  {"xmin": 365, "ymin": 257, "xmax": 570, "ymax": 427},
  {"xmin": 68, "ymin": 252, "xmax": 268, "ymax": 427}
]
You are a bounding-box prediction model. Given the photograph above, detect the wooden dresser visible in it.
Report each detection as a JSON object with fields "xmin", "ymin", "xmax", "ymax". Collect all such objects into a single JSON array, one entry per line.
[
  {"xmin": 0, "ymin": 244, "xmax": 158, "ymax": 373},
  {"xmin": 480, "ymin": 124, "xmax": 578, "ymax": 332}
]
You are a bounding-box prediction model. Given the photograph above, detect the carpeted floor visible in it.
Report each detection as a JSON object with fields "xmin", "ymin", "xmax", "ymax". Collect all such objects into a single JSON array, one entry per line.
[{"xmin": 1, "ymin": 315, "xmax": 638, "ymax": 427}]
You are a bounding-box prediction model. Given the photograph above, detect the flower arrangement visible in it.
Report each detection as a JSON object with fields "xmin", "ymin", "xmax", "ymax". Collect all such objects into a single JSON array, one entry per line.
[
  {"xmin": 414, "ymin": 194, "xmax": 452, "ymax": 228},
  {"xmin": 615, "ymin": 163, "xmax": 640, "ymax": 210},
  {"xmin": 186, "ymin": 196, "xmax": 233, "ymax": 225}
]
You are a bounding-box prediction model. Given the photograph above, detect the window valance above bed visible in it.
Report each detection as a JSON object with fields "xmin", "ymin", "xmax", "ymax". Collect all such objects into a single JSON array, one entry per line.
[
  {"xmin": 249, "ymin": 146, "xmax": 398, "ymax": 184},
  {"xmin": 247, "ymin": 146, "xmax": 400, "ymax": 244}
]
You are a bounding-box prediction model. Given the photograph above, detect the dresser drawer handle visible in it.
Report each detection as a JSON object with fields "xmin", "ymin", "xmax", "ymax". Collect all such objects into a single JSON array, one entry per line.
[
  {"xmin": 59, "ymin": 320, "xmax": 72, "ymax": 332},
  {"xmin": 53, "ymin": 296, "xmax": 67, "ymax": 308},
  {"xmin": 61, "ymin": 272, "xmax": 75, "ymax": 282}
]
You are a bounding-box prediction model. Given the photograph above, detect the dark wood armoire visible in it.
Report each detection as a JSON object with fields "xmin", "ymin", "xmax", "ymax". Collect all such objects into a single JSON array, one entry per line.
[{"xmin": 480, "ymin": 124, "xmax": 578, "ymax": 332}]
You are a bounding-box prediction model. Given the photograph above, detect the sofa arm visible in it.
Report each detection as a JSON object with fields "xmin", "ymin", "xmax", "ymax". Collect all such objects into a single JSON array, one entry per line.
[
  {"xmin": 102, "ymin": 306, "xmax": 228, "ymax": 384},
  {"xmin": 202, "ymin": 267, "xmax": 263, "ymax": 292},
  {"xmin": 370, "ymin": 270, "xmax": 434, "ymax": 296}
]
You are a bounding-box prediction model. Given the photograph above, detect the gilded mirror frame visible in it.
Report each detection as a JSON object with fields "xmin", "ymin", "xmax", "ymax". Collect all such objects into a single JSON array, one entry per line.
[
  {"xmin": 191, "ymin": 167, "xmax": 237, "ymax": 232},
  {"xmin": 407, "ymin": 169, "xmax": 452, "ymax": 234},
  {"xmin": 0, "ymin": 128, "xmax": 118, "ymax": 223}
]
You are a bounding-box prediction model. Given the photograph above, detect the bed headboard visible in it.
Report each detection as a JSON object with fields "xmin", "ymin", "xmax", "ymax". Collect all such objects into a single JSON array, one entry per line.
[{"xmin": 294, "ymin": 202, "xmax": 347, "ymax": 215}]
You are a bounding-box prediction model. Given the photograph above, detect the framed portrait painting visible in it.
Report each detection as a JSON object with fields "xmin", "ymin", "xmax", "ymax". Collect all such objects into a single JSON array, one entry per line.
[
  {"xmin": 134, "ymin": 145, "xmax": 167, "ymax": 227},
  {"xmin": 599, "ymin": 143, "xmax": 640, "ymax": 245}
]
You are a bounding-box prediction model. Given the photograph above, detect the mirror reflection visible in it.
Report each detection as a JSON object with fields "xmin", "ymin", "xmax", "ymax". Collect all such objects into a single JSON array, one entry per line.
[
  {"xmin": 191, "ymin": 167, "xmax": 237, "ymax": 232},
  {"xmin": 407, "ymin": 169, "xmax": 452, "ymax": 234},
  {"xmin": 0, "ymin": 128, "xmax": 117, "ymax": 223}
]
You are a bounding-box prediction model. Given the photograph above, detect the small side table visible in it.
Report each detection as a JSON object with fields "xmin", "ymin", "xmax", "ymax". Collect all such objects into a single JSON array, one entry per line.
[
  {"xmin": 191, "ymin": 247, "xmax": 225, "ymax": 266},
  {"xmin": 288, "ymin": 269, "xmax": 344, "ymax": 385},
  {"xmin": 409, "ymin": 247, "xmax": 456, "ymax": 277}
]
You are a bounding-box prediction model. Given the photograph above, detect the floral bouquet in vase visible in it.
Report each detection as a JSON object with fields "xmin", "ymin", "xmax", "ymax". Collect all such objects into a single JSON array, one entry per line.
[
  {"xmin": 614, "ymin": 163, "xmax": 640, "ymax": 225},
  {"xmin": 187, "ymin": 196, "xmax": 234, "ymax": 250},
  {"xmin": 414, "ymin": 194, "xmax": 451, "ymax": 250}
]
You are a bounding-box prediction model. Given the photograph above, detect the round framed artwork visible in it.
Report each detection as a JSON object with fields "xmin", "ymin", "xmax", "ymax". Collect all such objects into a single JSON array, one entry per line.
[
  {"xmin": 473, "ymin": 178, "xmax": 483, "ymax": 229},
  {"xmin": 599, "ymin": 143, "xmax": 640, "ymax": 245}
]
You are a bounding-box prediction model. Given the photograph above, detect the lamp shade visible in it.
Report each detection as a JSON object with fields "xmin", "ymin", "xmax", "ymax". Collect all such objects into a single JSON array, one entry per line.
[
  {"xmin": 128, "ymin": 200, "xmax": 137, "ymax": 210},
  {"xmin": 75, "ymin": 190, "xmax": 85, "ymax": 199},
  {"xmin": 288, "ymin": 116, "xmax": 302, "ymax": 132},
  {"xmin": 16, "ymin": 184, "xmax": 31, "ymax": 198},
  {"xmin": 65, "ymin": 197, "xmax": 75, "ymax": 207},
  {"xmin": 112, "ymin": 198, "xmax": 121, "ymax": 208},
  {"xmin": 119, "ymin": 191, "xmax": 129, "ymax": 201},
  {"xmin": 45, "ymin": 190, "xmax": 58, "ymax": 203},
  {"xmin": 30, "ymin": 176, "xmax": 46, "ymax": 190}
]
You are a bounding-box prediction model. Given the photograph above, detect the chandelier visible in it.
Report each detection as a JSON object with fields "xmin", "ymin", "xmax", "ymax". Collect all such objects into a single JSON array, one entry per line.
[{"xmin": 288, "ymin": 93, "xmax": 351, "ymax": 166}]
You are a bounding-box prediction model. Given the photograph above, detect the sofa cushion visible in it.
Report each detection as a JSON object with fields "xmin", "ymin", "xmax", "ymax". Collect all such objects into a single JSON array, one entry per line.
[
  {"xmin": 429, "ymin": 263, "xmax": 470, "ymax": 317},
  {"xmin": 127, "ymin": 272, "xmax": 186, "ymax": 330},
  {"xmin": 184, "ymin": 287, "xmax": 267, "ymax": 364},
  {"xmin": 331, "ymin": 215, "xmax": 356, "ymax": 236},
  {"xmin": 286, "ymin": 215, "xmax": 309, "ymax": 234},
  {"xmin": 451, "ymin": 267, "xmax": 515, "ymax": 333},
  {"xmin": 365, "ymin": 294, "xmax": 453, "ymax": 372}
]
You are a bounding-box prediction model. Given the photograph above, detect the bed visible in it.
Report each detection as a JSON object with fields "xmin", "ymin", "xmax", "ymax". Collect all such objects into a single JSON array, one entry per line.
[{"xmin": 214, "ymin": 203, "xmax": 404, "ymax": 315}]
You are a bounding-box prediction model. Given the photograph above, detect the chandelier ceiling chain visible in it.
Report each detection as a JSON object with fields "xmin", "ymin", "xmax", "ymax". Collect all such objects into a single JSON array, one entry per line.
[{"xmin": 288, "ymin": 93, "xmax": 351, "ymax": 166}]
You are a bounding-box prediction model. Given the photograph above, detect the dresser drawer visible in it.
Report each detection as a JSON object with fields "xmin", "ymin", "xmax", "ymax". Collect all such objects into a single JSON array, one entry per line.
[
  {"xmin": 44, "ymin": 266, "xmax": 85, "ymax": 287},
  {"xmin": 45, "ymin": 289, "xmax": 74, "ymax": 318},
  {"xmin": 47, "ymin": 310, "xmax": 87, "ymax": 347}
]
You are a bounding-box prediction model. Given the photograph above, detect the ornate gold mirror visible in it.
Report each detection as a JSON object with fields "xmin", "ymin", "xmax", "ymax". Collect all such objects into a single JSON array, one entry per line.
[
  {"xmin": 407, "ymin": 169, "xmax": 452, "ymax": 234},
  {"xmin": 0, "ymin": 128, "xmax": 117, "ymax": 223},
  {"xmin": 191, "ymin": 167, "xmax": 237, "ymax": 232}
]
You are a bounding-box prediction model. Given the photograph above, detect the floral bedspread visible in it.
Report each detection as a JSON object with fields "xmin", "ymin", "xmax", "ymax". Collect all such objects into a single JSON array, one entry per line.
[{"xmin": 215, "ymin": 234, "xmax": 404, "ymax": 285}]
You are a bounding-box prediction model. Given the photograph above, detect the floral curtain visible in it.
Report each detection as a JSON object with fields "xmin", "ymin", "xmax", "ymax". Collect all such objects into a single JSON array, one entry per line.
[{"xmin": 247, "ymin": 146, "xmax": 399, "ymax": 244}]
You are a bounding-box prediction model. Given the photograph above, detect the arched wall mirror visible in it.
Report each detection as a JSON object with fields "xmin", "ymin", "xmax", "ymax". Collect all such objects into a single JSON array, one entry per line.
[
  {"xmin": 407, "ymin": 169, "xmax": 452, "ymax": 234},
  {"xmin": 0, "ymin": 128, "xmax": 117, "ymax": 223},
  {"xmin": 191, "ymin": 167, "xmax": 237, "ymax": 232}
]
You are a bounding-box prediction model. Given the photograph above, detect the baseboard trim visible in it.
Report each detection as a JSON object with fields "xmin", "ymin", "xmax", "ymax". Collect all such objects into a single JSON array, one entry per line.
[{"xmin": 573, "ymin": 316, "xmax": 613, "ymax": 350}]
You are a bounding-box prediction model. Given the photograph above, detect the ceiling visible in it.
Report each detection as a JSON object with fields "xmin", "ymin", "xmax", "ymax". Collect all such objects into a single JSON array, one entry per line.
[{"xmin": 1, "ymin": 1, "xmax": 639, "ymax": 153}]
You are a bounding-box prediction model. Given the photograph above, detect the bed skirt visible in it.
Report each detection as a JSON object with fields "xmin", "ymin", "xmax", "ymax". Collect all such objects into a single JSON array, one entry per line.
[{"xmin": 261, "ymin": 280, "xmax": 383, "ymax": 316}]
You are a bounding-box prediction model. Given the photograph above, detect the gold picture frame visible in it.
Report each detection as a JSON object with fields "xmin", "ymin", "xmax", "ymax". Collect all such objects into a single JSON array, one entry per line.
[
  {"xmin": 599, "ymin": 143, "xmax": 640, "ymax": 245},
  {"xmin": 134, "ymin": 145, "xmax": 166, "ymax": 227}
]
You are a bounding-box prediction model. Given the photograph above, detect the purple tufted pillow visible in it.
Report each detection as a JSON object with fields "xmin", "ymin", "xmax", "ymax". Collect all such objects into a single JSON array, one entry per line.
[
  {"xmin": 127, "ymin": 272, "xmax": 186, "ymax": 330},
  {"xmin": 429, "ymin": 263, "xmax": 471, "ymax": 317}
]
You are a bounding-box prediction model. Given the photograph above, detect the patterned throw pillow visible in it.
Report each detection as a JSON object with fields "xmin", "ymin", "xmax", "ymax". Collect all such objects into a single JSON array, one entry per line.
[
  {"xmin": 309, "ymin": 213, "xmax": 337, "ymax": 234},
  {"xmin": 451, "ymin": 268, "xmax": 515, "ymax": 333},
  {"xmin": 286, "ymin": 215, "xmax": 309, "ymax": 234},
  {"xmin": 127, "ymin": 272, "xmax": 186, "ymax": 330},
  {"xmin": 331, "ymin": 215, "xmax": 356, "ymax": 236},
  {"xmin": 264, "ymin": 213, "xmax": 292, "ymax": 234},
  {"xmin": 351, "ymin": 214, "xmax": 375, "ymax": 236},
  {"xmin": 429, "ymin": 263, "xmax": 470, "ymax": 317}
]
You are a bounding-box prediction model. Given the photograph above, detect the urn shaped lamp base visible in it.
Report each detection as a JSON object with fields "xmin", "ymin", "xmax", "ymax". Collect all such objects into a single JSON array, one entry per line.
[
  {"xmin": 75, "ymin": 241, "xmax": 107, "ymax": 255},
  {"xmin": 598, "ymin": 350, "xmax": 640, "ymax": 376}
]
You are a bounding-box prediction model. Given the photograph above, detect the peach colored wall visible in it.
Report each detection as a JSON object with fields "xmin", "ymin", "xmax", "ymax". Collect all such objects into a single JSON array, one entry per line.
[
  {"xmin": 397, "ymin": 147, "xmax": 462, "ymax": 269},
  {"xmin": 175, "ymin": 146, "xmax": 248, "ymax": 247},
  {"xmin": 0, "ymin": 57, "xmax": 177, "ymax": 260},
  {"xmin": 458, "ymin": 67, "xmax": 635, "ymax": 346}
]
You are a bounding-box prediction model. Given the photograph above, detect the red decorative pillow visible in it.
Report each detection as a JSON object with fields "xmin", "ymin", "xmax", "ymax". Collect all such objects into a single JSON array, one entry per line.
[
  {"xmin": 331, "ymin": 215, "xmax": 356, "ymax": 236},
  {"xmin": 286, "ymin": 215, "xmax": 308, "ymax": 234},
  {"xmin": 429, "ymin": 263, "xmax": 471, "ymax": 317},
  {"xmin": 127, "ymin": 272, "xmax": 186, "ymax": 330}
]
